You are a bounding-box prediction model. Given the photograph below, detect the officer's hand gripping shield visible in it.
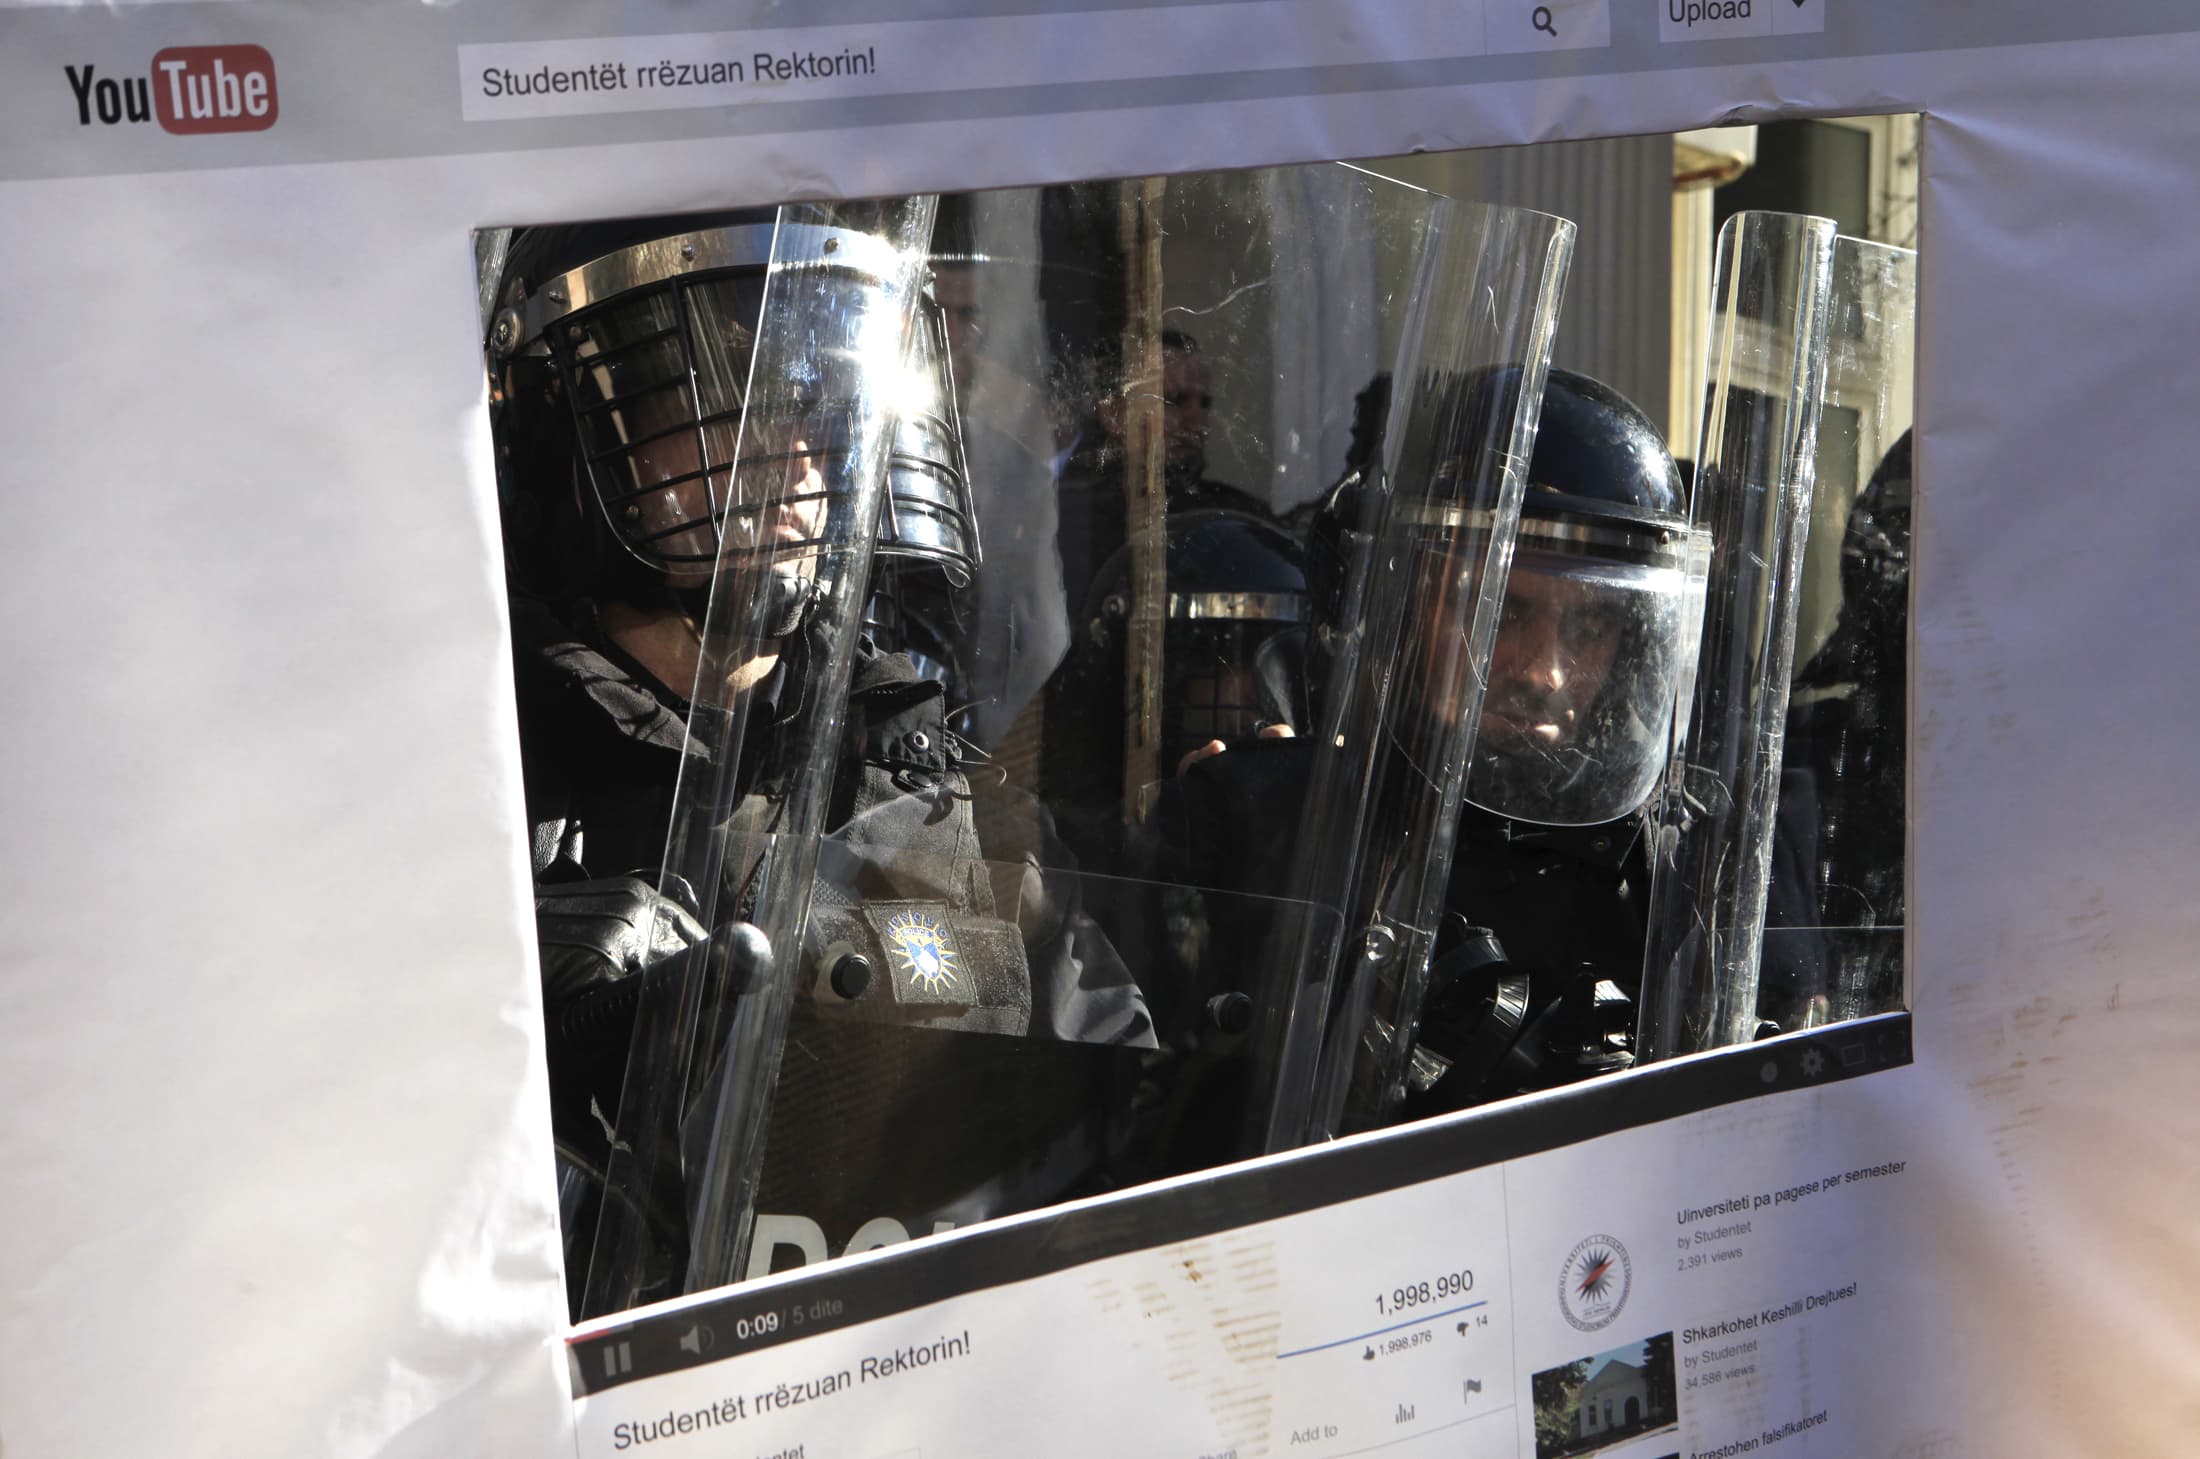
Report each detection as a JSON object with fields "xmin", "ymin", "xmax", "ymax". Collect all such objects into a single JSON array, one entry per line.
[
  {"xmin": 1636, "ymin": 210, "xmax": 1841, "ymax": 1063},
  {"xmin": 578, "ymin": 197, "xmax": 943, "ymax": 1317}
]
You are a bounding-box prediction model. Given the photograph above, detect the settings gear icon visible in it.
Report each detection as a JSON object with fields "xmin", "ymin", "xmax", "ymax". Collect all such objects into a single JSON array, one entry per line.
[{"xmin": 1799, "ymin": 1048, "xmax": 1827, "ymax": 1078}]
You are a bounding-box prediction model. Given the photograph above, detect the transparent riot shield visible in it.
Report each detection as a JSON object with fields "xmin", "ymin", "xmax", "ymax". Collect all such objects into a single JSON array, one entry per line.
[
  {"xmin": 660, "ymin": 166, "xmax": 1576, "ymax": 1289},
  {"xmin": 1759, "ymin": 238, "xmax": 1917, "ymax": 1031},
  {"xmin": 572, "ymin": 198, "xmax": 943, "ymax": 1315},
  {"xmin": 1636, "ymin": 211, "xmax": 1840, "ymax": 1064},
  {"xmin": 1306, "ymin": 203, "xmax": 1578, "ymax": 1138}
]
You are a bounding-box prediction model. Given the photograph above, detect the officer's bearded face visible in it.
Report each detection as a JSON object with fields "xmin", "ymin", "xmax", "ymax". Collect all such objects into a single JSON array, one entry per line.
[{"xmin": 1478, "ymin": 565, "xmax": 1623, "ymax": 753}]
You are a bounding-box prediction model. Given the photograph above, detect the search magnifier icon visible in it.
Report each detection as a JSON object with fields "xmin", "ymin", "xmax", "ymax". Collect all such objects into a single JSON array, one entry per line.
[{"xmin": 1532, "ymin": 5, "xmax": 1557, "ymax": 35}]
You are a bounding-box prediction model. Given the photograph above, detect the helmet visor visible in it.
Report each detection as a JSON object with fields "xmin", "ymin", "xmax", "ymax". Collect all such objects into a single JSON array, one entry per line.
[
  {"xmin": 536, "ymin": 224, "xmax": 979, "ymax": 585},
  {"xmin": 1466, "ymin": 537, "xmax": 1703, "ymax": 826}
]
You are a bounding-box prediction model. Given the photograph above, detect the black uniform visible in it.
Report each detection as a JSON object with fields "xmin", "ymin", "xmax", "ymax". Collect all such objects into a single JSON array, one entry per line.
[
  {"xmin": 1146, "ymin": 738, "xmax": 1645, "ymax": 1121},
  {"xmin": 513, "ymin": 596, "xmax": 1153, "ymax": 1307}
]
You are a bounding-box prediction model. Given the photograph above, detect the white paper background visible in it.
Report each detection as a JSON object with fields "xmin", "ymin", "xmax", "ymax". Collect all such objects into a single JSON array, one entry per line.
[{"xmin": 1, "ymin": 11, "xmax": 2196, "ymax": 1457}]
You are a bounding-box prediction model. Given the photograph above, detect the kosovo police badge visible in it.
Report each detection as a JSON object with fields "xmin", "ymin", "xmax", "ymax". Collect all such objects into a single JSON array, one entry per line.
[{"xmin": 883, "ymin": 909, "xmax": 962, "ymax": 997}]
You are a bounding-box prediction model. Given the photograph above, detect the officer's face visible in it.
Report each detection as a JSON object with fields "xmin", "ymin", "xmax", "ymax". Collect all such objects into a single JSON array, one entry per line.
[
  {"xmin": 623, "ymin": 421, "xmax": 828, "ymax": 590},
  {"xmin": 1106, "ymin": 347, "xmax": 1213, "ymax": 477},
  {"xmin": 1479, "ymin": 566, "xmax": 1623, "ymax": 753},
  {"xmin": 1159, "ymin": 350, "xmax": 1213, "ymax": 473}
]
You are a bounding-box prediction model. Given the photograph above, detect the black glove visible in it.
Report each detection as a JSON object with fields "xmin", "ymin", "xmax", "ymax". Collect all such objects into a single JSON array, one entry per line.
[{"xmin": 535, "ymin": 875, "xmax": 706, "ymax": 1009}]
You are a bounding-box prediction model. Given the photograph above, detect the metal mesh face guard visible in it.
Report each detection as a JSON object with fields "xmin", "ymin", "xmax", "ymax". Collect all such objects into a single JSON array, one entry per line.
[
  {"xmin": 1165, "ymin": 594, "xmax": 1307, "ymax": 754},
  {"xmin": 1085, "ymin": 586, "xmax": 1308, "ymax": 768},
  {"xmin": 878, "ymin": 297, "xmax": 979, "ymax": 586},
  {"xmin": 514, "ymin": 221, "xmax": 980, "ymax": 586},
  {"xmin": 1073, "ymin": 510, "xmax": 1309, "ymax": 773}
]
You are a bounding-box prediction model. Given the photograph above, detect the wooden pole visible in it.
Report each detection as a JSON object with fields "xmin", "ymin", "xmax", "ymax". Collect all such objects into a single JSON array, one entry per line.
[{"xmin": 1119, "ymin": 176, "xmax": 1167, "ymax": 818}]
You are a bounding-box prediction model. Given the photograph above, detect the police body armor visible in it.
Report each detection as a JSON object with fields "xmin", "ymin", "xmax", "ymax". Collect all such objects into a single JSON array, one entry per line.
[
  {"xmin": 751, "ymin": 654, "xmax": 1148, "ymax": 1275},
  {"xmin": 1402, "ymin": 810, "xmax": 1646, "ymax": 1115}
]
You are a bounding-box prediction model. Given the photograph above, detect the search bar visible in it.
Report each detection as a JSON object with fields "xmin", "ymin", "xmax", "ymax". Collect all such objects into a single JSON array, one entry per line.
[
  {"xmin": 1488, "ymin": 0, "xmax": 1613, "ymax": 54},
  {"xmin": 458, "ymin": 0, "xmax": 1610, "ymax": 123}
]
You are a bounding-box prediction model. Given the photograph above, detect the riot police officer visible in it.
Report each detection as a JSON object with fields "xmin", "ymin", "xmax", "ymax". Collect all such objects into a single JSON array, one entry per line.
[
  {"xmin": 486, "ymin": 208, "xmax": 1152, "ymax": 1317},
  {"xmin": 1155, "ymin": 369, "xmax": 1704, "ymax": 1124},
  {"xmin": 1407, "ymin": 371, "xmax": 1702, "ymax": 1113},
  {"xmin": 1762, "ymin": 427, "xmax": 1912, "ymax": 1029},
  {"xmin": 1038, "ymin": 508, "xmax": 1308, "ymax": 861}
]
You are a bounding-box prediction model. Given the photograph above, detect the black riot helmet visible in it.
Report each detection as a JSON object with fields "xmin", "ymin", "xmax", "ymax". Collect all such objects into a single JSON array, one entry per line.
[
  {"xmin": 1465, "ymin": 369, "xmax": 1705, "ymax": 827},
  {"xmin": 1071, "ymin": 509, "xmax": 1310, "ymax": 775},
  {"xmin": 486, "ymin": 211, "xmax": 979, "ymax": 613}
]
